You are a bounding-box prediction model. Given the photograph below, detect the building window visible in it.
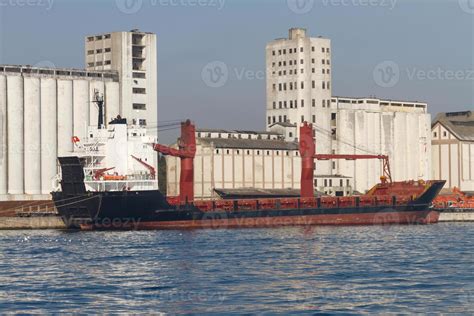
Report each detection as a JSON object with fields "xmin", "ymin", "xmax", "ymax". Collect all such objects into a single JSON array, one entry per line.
[
  {"xmin": 95, "ymin": 35, "xmax": 102, "ymax": 40},
  {"xmin": 283, "ymin": 49, "xmax": 286, "ymax": 54},
  {"xmin": 312, "ymin": 115, "xmax": 315, "ymax": 123},
  {"xmin": 300, "ymin": 47, "xmax": 303, "ymax": 53},
  {"xmin": 272, "ymin": 50, "xmax": 275, "ymax": 56},
  {"xmin": 433, "ymin": 132, "xmax": 437, "ymax": 138},
  {"xmin": 301, "ymin": 115, "xmax": 304, "ymax": 123},
  {"xmin": 133, "ymin": 103, "xmax": 146, "ymax": 110},
  {"xmin": 284, "ymin": 101, "xmax": 287, "ymax": 108},
  {"xmin": 87, "ymin": 36, "xmax": 94, "ymax": 42},
  {"xmin": 322, "ymin": 82, "xmax": 326, "ymax": 89},
  {"xmin": 290, "ymin": 100, "xmax": 293, "ymax": 108},
  {"xmin": 322, "ymin": 47, "xmax": 325, "ymax": 53},
  {"xmin": 312, "ymin": 58, "xmax": 315, "ymax": 64},
  {"xmin": 96, "ymin": 61, "xmax": 103, "ymax": 66},
  {"xmin": 322, "ymin": 69, "xmax": 325, "ymax": 74},
  {"xmin": 104, "ymin": 34, "xmax": 111, "ymax": 39},
  {"xmin": 324, "ymin": 179, "xmax": 328, "ymax": 186},
  {"xmin": 300, "ymin": 69, "xmax": 304, "ymax": 74},
  {"xmin": 327, "ymin": 60, "xmax": 330, "ymax": 65},
  {"xmin": 322, "ymin": 59, "xmax": 325, "ymax": 65},
  {"xmin": 273, "ymin": 116, "xmax": 276, "ymax": 123},
  {"xmin": 87, "ymin": 50, "xmax": 94, "ymax": 55},
  {"xmin": 279, "ymin": 116, "xmax": 282, "ymax": 122},
  {"xmin": 443, "ymin": 131, "xmax": 447, "ymax": 137},
  {"xmin": 327, "ymin": 69, "xmax": 330, "ymax": 75},
  {"xmin": 268, "ymin": 117, "xmax": 272, "ymax": 125},
  {"xmin": 96, "ymin": 49, "xmax": 103, "ymax": 53},
  {"xmin": 301, "ymin": 99, "xmax": 304, "ymax": 107},
  {"xmin": 340, "ymin": 179, "xmax": 343, "ymax": 186},
  {"xmin": 133, "ymin": 72, "xmax": 146, "ymax": 79},
  {"xmin": 104, "ymin": 60, "xmax": 111, "ymax": 65},
  {"xmin": 333, "ymin": 162, "xmax": 336, "ymax": 170},
  {"xmin": 312, "ymin": 68, "xmax": 315, "ymax": 73},
  {"xmin": 327, "ymin": 81, "xmax": 330, "ymax": 89},
  {"xmin": 289, "ymin": 133, "xmax": 293, "ymax": 138},
  {"xmin": 312, "ymin": 46, "xmax": 315, "ymax": 52},
  {"xmin": 216, "ymin": 149, "xmax": 220, "ymax": 154},
  {"xmin": 327, "ymin": 48, "xmax": 330, "ymax": 53},
  {"xmin": 301, "ymin": 82, "xmax": 304, "ymax": 89},
  {"xmin": 133, "ymin": 88, "xmax": 146, "ymax": 94},
  {"xmin": 139, "ymin": 119, "xmax": 146, "ymax": 126},
  {"xmin": 329, "ymin": 179, "xmax": 333, "ymax": 186},
  {"xmin": 312, "ymin": 99, "xmax": 315, "ymax": 107},
  {"xmin": 322, "ymin": 100, "xmax": 326, "ymax": 107},
  {"xmin": 273, "ymin": 102, "xmax": 276, "ymax": 109},
  {"xmin": 312, "ymin": 81, "xmax": 315, "ymax": 89},
  {"xmin": 279, "ymin": 101, "xmax": 282, "ymax": 109},
  {"xmin": 300, "ymin": 59, "xmax": 304, "ymax": 65}
]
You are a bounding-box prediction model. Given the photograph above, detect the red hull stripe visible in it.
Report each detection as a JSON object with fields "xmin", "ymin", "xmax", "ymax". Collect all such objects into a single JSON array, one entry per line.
[{"xmin": 81, "ymin": 210, "xmax": 440, "ymax": 230}]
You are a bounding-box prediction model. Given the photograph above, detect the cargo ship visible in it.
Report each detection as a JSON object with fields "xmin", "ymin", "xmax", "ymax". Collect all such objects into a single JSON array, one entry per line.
[{"xmin": 52, "ymin": 120, "xmax": 446, "ymax": 230}]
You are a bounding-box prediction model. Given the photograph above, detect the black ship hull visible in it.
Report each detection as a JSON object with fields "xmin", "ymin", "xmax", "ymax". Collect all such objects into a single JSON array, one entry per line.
[{"xmin": 52, "ymin": 157, "xmax": 445, "ymax": 230}]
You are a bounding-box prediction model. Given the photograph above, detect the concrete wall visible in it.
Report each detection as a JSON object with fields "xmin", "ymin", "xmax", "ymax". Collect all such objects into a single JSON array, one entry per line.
[{"xmin": 0, "ymin": 69, "xmax": 119, "ymax": 201}]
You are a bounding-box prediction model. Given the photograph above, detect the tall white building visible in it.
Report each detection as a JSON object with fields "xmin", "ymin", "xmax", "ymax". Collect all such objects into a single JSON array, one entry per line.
[
  {"xmin": 85, "ymin": 29, "xmax": 157, "ymax": 131},
  {"xmin": 266, "ymin": 28, "xmax": 333, "ymax": 176},
  {"xmin": 0, "ymin": 65, "xmax": 120, "ymax": 201},
  {"xmin": 266, "ymin": 28, "xmax": 432, "ymax": 193}
]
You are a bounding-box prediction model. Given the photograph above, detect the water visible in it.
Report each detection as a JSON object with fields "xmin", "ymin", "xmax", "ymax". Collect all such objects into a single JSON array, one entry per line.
[{"xmin": 0, "ymin": 223, "xmax": 472, "ymax": 314}]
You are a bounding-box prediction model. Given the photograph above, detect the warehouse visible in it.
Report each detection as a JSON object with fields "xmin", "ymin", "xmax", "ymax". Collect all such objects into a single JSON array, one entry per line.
[{"xmin": 0, "ymin": 65, "xmax": 120, "ymax": 200}]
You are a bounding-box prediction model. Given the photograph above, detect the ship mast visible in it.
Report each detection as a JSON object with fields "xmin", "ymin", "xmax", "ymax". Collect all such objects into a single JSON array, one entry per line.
[{"xmin": 92, "ymin": 89, "xmax": 105, "ymax": 129}]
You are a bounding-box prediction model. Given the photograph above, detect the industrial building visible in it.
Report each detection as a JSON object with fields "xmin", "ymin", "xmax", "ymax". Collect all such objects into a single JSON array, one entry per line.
[
  {"xmin": 85, "ymin": 30, "xmax": 157, "ymax": 132},
  {"xmin": 0, "ymin": 29, "xmax": 158, "ymax": 202},
  {"xmin": 266, "ymin": 28, "xmax": 432, "ymax": 193},
  {"xmin": 330, "ymin": 97, "xmax": 431, "ymax": 193},
  {"xmin": 266, "ymin": 28, "xmax": 333, "ymax": 177},
  {"xmin": 0, "ymin": 65, "xmax": 120, "ymax": 200},
  {"xmin": 432, "ymin": 111, "xmax": 474, "ymax": 191},
  {"xmin": 166, "ymin": 129, "xmax": 302, "ymax": 199}
]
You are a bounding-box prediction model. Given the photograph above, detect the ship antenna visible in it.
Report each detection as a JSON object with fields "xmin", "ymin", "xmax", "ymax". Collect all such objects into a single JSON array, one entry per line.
[{"xmin": 93, "ymin": 89, "xmax": 105, "ymax": 129}]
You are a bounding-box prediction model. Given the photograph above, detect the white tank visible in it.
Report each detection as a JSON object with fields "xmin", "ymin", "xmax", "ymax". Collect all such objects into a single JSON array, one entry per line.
[
  {"xmin": 40, "ymin": 78, "xmax": 58, "ymax": 195},
  {"xmin": 6, "ymin": 75, "xmax": 24, "ymax": 195},
  {"xmin": 57, "ymin": 80, "xmax": 74, "ymax": 156},
  {"xmin": 0, "ymin": 75, "xmax": 7, "ymax": 195},
  {"xmin": 73, "ymin": 80, "xmax": 89, "ymax": 142},
  {"xmin": 24, "ymin": 77, "xmax": 42, "ymax": 194}
]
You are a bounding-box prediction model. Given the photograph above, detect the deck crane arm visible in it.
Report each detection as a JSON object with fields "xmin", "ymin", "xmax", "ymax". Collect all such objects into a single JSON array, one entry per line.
[
  {"xmin": 299, "ymin": 122, "xmax": 393, "ymax": 198},
  {"xmin": 152, "ymin": 120, "xmax": 196, "ymax": 203},
  {"xmin": 131, "ymin": 155, "xmax": 157, "ymax": 179}
]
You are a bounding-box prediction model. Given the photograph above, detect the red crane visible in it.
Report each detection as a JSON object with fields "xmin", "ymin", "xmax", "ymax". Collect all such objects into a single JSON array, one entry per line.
[
  {"xmin": 299, "ymin": 122, "xmax": 392, "ymax": 198},
  {"xmin": 131, "ymin": 155, "xmax": 156, "ymax": 179},
  {"xmin": 153, "ymin": 120, "xmax": 196, "ymax": 204}
]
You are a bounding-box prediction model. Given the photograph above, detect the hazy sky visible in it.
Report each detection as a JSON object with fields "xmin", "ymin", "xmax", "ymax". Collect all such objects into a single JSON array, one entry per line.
[{"xmin": 0, "ymin": 0, "xmax": 472, "ymax": 142}]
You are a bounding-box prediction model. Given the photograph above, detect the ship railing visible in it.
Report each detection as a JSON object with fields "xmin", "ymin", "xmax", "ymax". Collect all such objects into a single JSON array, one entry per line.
[{"xmin": 176, "ymin": 194, "xmax": 417, "ymax": 212}]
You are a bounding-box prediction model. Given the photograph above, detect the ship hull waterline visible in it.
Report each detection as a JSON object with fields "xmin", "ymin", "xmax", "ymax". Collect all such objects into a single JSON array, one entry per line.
[{"xmin": 79, "ymin": 209, "xmax": 440, "ymax": 230}]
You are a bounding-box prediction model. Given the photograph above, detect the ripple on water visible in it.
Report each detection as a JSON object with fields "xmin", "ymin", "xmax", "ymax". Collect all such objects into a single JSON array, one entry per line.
[{"xmin": 0, "ymin": 223, "xmax": 472, "ymax": 314}]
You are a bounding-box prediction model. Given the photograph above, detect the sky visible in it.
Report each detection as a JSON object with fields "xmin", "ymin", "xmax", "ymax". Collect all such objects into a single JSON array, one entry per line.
[{"xmin": 0, "ymin": 0, "xmax": 472, "ymax": 143}]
